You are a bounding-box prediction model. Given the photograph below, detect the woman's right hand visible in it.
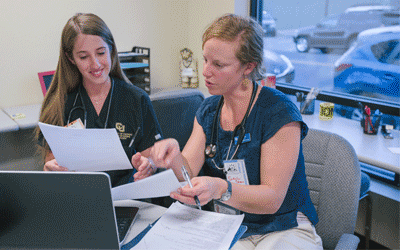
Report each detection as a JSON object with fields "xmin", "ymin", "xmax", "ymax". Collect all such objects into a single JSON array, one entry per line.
[
  {"xmin": 171, "ymin": 176, "xmax": 227, "ymax": 206},
  {"xmin": 43, "ymin": 159, "xmax": 69, "ymax": 171}
]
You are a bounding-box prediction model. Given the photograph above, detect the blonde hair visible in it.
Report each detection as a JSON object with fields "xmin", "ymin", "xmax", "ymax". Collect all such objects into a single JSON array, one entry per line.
[
  {"xmin": 202, "ymin": 14, "xmax": 266, "ymax": 81},
  {"xmin": 36, "ymin": 13, "xmax": 130, "ymax": 158}
]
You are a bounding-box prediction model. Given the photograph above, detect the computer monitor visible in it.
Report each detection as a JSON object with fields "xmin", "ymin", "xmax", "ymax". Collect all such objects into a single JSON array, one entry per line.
[{"xmin": 38, "ymin": 70, "xmax": 55, "ymax": 96}]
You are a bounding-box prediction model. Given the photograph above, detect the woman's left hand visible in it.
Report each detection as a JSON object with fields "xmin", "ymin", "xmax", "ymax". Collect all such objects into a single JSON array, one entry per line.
[
  {"xmin": 170, "ymin": 176, "xmax": 226, "ymax": 206},
  {"xmin": 132, "ymin": 152, "xmax": 156, "ymax": 181}
]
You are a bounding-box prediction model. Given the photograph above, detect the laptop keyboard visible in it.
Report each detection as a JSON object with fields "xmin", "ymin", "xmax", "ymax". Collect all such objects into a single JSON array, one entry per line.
[
  {"xmin": 117, "ymin": 216, "xmax": 134, "ymax": 242},
  {"xmin": 115, "ymin": 207, "xmax": 139, "ymax": 242}
]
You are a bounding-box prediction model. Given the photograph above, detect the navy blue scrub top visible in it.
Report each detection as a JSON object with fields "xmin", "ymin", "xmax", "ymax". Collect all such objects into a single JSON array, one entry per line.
[
  {"xmin": 64, "ymin": 77, "xmax": 162, "ymax": 187},
  {"xmin": 196, "ymin": 86, "xmax": 318, "ymax": 238}
]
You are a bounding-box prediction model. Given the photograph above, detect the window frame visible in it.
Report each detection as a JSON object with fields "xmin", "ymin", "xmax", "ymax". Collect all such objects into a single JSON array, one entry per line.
[{"xmin": 276, "ymin": 83, "xmax": 400, "ymax": 117}]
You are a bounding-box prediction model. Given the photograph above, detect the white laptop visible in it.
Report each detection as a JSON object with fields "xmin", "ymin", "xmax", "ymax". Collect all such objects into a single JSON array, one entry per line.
[{"xmin": 0, "ymin": 171, "xmax": 123, "ymax": 250}]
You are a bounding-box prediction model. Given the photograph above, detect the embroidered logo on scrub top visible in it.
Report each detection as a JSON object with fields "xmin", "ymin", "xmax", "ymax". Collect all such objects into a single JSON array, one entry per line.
[
  {"xmin": 116, "ymin": 123, "xmax": 125, "ymax": 132},
  {"xmin": 116, "ymin": 123, "xmax": 132, "ymax": 140}
]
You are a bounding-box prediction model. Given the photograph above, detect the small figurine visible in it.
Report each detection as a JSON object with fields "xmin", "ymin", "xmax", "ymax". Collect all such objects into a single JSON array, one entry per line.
[{"xmin": 179, "ymin": 48, "xmax": 198, "ymax": 88}]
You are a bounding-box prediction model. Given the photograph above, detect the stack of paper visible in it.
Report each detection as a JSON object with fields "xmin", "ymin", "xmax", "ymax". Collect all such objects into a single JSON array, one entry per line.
[{"xmin": 131, "ymin": 202, "xmax": 245, "ymax": 250}]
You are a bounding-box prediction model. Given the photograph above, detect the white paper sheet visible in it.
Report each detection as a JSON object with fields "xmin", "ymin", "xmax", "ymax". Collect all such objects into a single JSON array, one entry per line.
[
  {"xmin": 111, "ymin": 169, "xmax": 182, "ymax": 200},
  {"xmin": 38, "ymin": 122, "xmax": 132, "ymax": 172},
  {"xmin": 132, "ymin": 201, "xmax": 244, "ymax": 250}
]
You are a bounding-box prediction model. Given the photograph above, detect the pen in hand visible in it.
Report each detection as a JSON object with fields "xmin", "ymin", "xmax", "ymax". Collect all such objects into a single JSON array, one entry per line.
[
  {"xmin": 129, "ymin": 127, "xmax": 141, "ymax": 148},
  {"xmin": 181, "ymin": 165, "xmax": 202, "ymax": 210}
]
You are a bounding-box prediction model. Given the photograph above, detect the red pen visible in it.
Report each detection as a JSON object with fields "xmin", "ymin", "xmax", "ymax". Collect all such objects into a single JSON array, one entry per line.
[{"xmin": 364, "ymin": 106, "xmax": 375, "ymax": 133}]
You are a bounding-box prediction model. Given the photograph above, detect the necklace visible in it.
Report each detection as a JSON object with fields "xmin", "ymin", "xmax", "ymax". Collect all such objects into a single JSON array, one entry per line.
[
  {"xmin": 89, "ymin": 79, "xmax": 114, "ymax": 126},
  {"xmin": 89, "ymin": 81, "xmax": 111, "ymax": 107}
]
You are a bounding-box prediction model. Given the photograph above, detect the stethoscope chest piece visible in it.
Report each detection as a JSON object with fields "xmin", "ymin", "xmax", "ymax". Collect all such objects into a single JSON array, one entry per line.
[{"xmin": 205, "ymin": 144, "xmax": 217, "ymax": 158}]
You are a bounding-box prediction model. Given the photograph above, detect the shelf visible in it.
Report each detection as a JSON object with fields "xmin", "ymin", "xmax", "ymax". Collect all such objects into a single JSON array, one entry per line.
[
  {"xmin": 120, "ymin": 62, "xmax": 149, "ymax": 69},
  {"xmin": 118, "ymin": 52, "xmax": 146, "ymax": 58},
  {"xmin": 119, "ymin": 46, "xmax": 150, "ymax": 95}
]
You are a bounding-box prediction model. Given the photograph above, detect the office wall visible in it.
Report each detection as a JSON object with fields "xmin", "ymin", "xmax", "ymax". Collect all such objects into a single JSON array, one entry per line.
[
  {"xmin": 0, "ymin": 0, "xmax": 241, "ymax": 109},
  {"xmin": 186, "ymin": 0, "xmax": 249, "ymax": 92}
]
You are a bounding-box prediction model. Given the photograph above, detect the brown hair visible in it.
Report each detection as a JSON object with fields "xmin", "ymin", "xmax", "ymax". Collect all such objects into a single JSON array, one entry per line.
[
  {"xmin": 35, "ymin": 13, "xmax": 130, "ymax": 159},
  {"xmin": 202, "ymin": 13, "xmax": 266, "ymax": 80}
]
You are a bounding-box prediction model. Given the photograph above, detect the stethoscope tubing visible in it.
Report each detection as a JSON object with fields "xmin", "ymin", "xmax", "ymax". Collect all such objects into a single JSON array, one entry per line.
[
  {"xmin": 205, "ymin": 81, "xmax": 257, "ymax": 161},
  {"xmin": 67, "ymin": 79, "xmax": 114, "ymax": 129}
]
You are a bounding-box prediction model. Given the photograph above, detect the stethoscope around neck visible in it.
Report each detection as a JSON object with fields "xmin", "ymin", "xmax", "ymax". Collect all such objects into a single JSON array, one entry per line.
[
  {"xmin": 204, "ymin": 80, "xmax": 257, "ymax": 161},
  {"xmin": 67, "ymin": 79, "xmax": 114, "ymax": 129}
]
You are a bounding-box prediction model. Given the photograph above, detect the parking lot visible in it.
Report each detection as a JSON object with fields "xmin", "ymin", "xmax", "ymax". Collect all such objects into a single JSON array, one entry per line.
[{"xmin": 264, "ymin": 30, "xmax": 400, "ymax": 104}]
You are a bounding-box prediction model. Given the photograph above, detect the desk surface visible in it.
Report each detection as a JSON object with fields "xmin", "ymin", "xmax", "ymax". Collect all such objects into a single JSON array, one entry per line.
[
  {"xmin": 0, "ymin": 109, "xmax": 19, "ymax": 132},
  {"xmin": 301, "ymin": 113, "xmax": 399, "ymax": 174},
  {"xmin": 3, "ymin": 104, "xmax": 41, "ymax": 130},
  {"xmin": 113, "ymin": 200, "xmax": 167, "ymax": 245}
]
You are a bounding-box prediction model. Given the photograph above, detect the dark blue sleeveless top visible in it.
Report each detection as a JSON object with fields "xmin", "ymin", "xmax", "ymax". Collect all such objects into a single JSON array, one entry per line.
[{"xmin": 196, "ymin": 86, "xmax": 318, "ymax": 238}]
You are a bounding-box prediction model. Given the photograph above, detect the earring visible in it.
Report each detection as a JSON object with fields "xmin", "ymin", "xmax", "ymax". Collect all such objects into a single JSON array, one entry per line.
[{"xmin": 242, "ymin": 78, "xmax": 250, "ymax": 86}]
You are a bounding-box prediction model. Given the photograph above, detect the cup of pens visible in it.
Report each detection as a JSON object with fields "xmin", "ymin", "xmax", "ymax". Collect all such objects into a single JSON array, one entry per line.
[
  {"xmin": 297, "ymin": 88, "xmax": 320, "ymax": 115},
  {"xmin": 300, "ymin": 99, "xmax": 315, "ymax": 115}
]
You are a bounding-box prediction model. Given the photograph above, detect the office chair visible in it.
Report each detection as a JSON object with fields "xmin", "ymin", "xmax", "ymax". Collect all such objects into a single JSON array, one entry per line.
[
  {"xmin": 302, "ymin": 128, "xmax": 361, "ymax": 250},
  {"xmin": 150, "ymin": 89, "xmax": 205, "ymax": 151}
]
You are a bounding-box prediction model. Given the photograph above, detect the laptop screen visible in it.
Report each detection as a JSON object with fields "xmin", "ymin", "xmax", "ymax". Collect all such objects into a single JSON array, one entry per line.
[{"xmin": 0, "ymin": 171, "xmax": 120, "ymax": 250}]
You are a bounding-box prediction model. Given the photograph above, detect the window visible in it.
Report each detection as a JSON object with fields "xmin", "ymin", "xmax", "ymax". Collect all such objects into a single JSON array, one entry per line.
[
  {"xmin": 257, "ymin": 0, "xmax": 399, "ymax": 126},
  {"xmin": 255, "ymin": 0, "xmax": 400, "ymax": 186}
]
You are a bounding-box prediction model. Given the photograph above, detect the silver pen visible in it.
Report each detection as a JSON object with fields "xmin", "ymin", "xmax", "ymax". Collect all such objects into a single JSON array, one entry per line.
[
  {"xmin": 181, "ymin": 165, "xmax": 201, "ymax": 210},
  {"xmin": 129, "ymin": 127, "xmax": 141, "ymax": 148}
]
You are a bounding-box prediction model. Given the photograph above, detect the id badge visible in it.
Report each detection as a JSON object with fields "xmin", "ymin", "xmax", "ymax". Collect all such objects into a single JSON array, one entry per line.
[
  {"xmin": 223, "ymin": 159, "xmax": 249, "ymax": 185},
  {"xmin": 66, "ymin": 118, "xmax": 84, "ymax": 129},
  {"xmin": 213, "ymin": 200, "xmax": 241, "ymax": 215}
]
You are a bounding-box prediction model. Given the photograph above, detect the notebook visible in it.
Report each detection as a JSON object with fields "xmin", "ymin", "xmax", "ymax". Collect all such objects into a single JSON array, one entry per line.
[{"xmin": 0, "ymin": 171, "xmax": 136, "ymax": 250}]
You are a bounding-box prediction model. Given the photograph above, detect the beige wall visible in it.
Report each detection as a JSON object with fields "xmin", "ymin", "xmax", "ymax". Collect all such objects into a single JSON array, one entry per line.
[{"xmin": 0, "ymin": 0, "xmax": 247, "ymax": 109}]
